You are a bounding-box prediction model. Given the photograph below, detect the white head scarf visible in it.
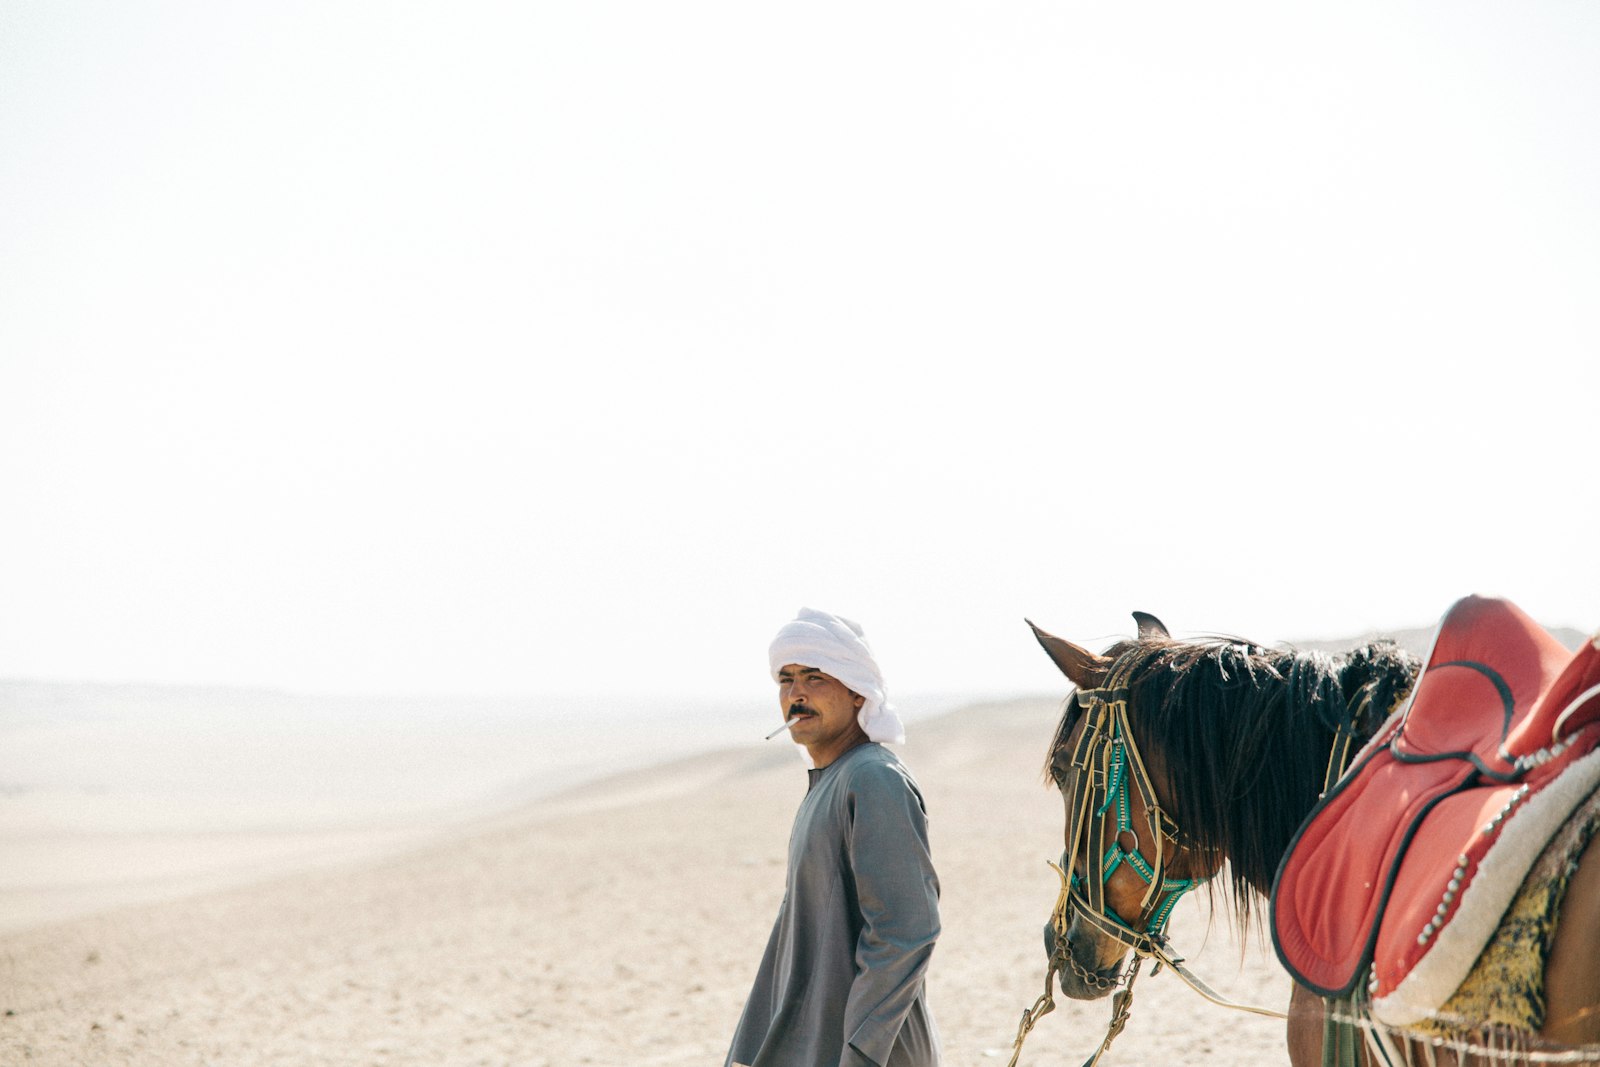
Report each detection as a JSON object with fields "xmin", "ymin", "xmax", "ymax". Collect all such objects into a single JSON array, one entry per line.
[{"xmin": 768, "ymin": 607, "xmax": 904, "ymax": 750}]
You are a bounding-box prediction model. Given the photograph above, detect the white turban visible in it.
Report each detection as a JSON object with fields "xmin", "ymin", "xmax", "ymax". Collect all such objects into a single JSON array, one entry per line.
[{"xmin": 768, "ymin": 607, "xmax": 904, "ymax": 747}]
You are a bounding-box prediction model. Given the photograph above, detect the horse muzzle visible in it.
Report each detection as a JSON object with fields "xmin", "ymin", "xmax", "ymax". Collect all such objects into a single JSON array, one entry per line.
[{"xmin": 1043, "ymin": 919, "xmax": 1125, "ymax": 1000}]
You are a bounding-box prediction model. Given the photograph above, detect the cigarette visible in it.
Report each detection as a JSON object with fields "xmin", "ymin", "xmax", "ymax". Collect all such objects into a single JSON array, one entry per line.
[{"xmin": 765, "ymin": 717, "xmax": 807, "ymax": 741}]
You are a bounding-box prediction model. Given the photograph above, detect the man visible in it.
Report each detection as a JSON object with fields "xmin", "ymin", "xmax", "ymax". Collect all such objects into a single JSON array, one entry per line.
[{"xmin": 726, "ymin": 607, "xmax": 941, "ymax": 1067}]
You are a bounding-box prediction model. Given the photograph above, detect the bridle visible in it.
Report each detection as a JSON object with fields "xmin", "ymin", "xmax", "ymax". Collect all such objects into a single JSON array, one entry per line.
[
  {"xmin": 1059, "ymin": 676, "xmax": 1203, "ymax": 954},
  {"xmin": 1007, "ymin": 665, "xmax": 1287, "ymax": 1067}
]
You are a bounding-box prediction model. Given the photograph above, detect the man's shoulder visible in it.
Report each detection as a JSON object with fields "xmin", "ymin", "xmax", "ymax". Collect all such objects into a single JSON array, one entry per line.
[{"xmin": 838, "ymin": 744, "xmax": 923, "ymax": 796}]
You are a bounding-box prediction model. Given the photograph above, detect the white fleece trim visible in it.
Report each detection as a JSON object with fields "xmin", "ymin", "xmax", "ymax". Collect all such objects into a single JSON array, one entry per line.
[{"xmin": 1371, "ymin": 744, "xmax": 1600, "ymax": 1027}]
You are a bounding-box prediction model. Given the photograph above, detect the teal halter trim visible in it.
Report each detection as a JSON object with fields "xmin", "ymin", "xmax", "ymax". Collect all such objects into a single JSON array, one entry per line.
[
  {"xmin": 1090, "ymin": 735, "xmax": 1202, "ymax": 935},
  {"xmin": 1077, "ymin": 840, "xmax": 1202, "ymax": 942}
]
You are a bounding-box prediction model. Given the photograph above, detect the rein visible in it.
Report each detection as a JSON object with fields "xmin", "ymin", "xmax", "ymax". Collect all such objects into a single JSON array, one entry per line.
[{"xmin": 1007, "ymin": 672, "xmax": 1288, "ymax": 1067}]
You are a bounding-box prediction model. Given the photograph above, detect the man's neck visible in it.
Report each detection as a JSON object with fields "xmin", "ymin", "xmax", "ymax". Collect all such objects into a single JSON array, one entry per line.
[{"xmin": 806, "ymin": 731, "xmax": 870, "ymax": 770}]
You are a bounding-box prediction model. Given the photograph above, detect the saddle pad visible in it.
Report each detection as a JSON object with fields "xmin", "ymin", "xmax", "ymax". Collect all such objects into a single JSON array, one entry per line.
[{"xmin": 1271, "ymin": 595, "xmax": 1600, "ymax": 1026}]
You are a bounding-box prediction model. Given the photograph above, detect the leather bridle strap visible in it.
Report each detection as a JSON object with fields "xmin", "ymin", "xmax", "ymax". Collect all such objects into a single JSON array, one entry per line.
[
  {"xmin": 1066, "ymin": 685, "xmax": 1115, "ymax": 921},
  {"xmin": 1322, "ymin": 689, "xmax": 1373, "ymax": 798},
  {"xmin": 1065, "ymin": 681, "xmax": 1197, "ymax": 950}
]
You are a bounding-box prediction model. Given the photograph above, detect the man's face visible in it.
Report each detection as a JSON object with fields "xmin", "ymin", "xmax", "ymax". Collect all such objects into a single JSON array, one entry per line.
[{"xmin": 776, "ymin": 663, "xmax": 865, "ymax": 750}]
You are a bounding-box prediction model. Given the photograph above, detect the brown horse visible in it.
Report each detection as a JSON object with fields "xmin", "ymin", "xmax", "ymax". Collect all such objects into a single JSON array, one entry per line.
[{"xmin": 1027, "ymin": 611, "xmax": 1600, "ymax": 1066}]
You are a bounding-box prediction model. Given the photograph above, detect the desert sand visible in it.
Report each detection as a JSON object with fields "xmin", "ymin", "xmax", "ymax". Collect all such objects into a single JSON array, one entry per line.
[{"xmin": 0, "ymin": 697, "xmax": 1295, "ymax": 1065}]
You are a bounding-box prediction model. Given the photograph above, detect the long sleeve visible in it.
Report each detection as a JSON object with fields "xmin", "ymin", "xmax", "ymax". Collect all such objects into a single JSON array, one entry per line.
[{"xmin": 839, "ymin": 759, "xmax": 941, "ymax": 1067}]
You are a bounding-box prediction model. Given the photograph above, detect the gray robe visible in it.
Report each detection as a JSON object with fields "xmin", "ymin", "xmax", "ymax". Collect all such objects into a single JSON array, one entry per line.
[{"xmin": 726, "ymin": 742, "xmax": 941, "ymax": 1067}]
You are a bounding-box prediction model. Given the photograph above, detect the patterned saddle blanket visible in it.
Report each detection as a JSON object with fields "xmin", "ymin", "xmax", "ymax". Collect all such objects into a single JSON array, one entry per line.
[{"xmin": 1272, "ymin": 595, "xmax": 1600, "ymax": 1027}]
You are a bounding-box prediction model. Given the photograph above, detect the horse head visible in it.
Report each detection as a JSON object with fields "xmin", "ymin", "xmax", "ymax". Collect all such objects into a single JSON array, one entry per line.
[{"xmin": 1027, "ymin": 613, "xmax": 1223, "ymax": 1001}]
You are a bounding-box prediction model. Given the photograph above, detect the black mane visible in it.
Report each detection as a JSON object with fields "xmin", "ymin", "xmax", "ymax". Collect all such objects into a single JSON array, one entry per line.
[{"xmin": 1047, "ymin": 636, "xmax": 1419, "ymax": 936}]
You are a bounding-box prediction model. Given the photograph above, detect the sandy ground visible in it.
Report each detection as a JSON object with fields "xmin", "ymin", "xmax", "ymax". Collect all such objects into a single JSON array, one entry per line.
[{"xmin": 0, "ymin": 697, "xmax": 1296, "ymax": 1065}]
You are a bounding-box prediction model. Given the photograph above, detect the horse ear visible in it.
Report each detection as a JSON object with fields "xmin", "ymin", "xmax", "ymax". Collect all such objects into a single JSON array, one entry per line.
[
  {"xmin": 1132, "ymin": 611, "xmax": 1170, "ymax": 640},
  {"xmin": 1026, "ymin": 619, "xmax": 1113, "ymax": 687}
]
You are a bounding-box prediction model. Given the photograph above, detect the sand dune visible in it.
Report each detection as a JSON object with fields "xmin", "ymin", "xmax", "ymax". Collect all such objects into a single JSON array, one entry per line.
[{"xmin": 0, "ymin": 697, "xmax": 1294, "ymax": 1065}]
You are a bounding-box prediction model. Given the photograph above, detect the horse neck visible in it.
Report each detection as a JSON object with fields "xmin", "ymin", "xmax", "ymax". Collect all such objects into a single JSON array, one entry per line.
[{"xmin": 1153, "ymin": 657, "xmax": 1364, "ymax": 902}]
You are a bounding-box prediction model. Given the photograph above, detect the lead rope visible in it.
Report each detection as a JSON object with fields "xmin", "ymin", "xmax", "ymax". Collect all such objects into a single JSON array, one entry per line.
[
  {"xmin": 1005, "ymin": 861, "xmax": 1154, "ymax": 1067},
  {"xmin": 1005, "ymin": 941, "xmax": 1145, "ymax": 1067},
  {"xmin": 1004, "ymin": 869, "xmax": 1287, "ymax": 1067},
  {"xmin": 1080, "ymin": 958, "xmax": 1142, "ymax": 1067},
  {"xmin": 1004, "ymin": 960, "xmax": 1057, "ymax": 1067},
  {"xmin": 1006, "ymin": 861, "xmax": 1072, "ymax": 1067}
]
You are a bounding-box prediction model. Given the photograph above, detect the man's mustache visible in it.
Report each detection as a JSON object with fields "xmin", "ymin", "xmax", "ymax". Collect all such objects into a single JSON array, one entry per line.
[{"xmin": 764, "ymin": 704, "xmax": 817, "ymax": 741}]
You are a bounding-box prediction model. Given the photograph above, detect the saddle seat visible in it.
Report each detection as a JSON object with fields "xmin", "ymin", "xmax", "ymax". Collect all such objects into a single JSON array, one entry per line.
[{"xmin": 1272, "ymin": 595, "xmax": 1600, "ymax": 1028}]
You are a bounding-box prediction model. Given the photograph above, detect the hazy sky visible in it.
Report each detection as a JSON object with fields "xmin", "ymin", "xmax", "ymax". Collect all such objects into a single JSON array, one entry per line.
[{"xmin": 3, "ymin": 2, "xmax": 1596, "ymax": 704}]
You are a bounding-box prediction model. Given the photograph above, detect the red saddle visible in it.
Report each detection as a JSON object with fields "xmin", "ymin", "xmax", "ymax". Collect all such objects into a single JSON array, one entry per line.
[{"xmin": 1272, "ymin": 595, "xmax": 1600, "ymax": 1026}]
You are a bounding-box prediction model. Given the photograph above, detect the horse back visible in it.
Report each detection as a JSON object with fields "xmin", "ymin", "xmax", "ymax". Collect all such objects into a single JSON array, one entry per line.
[{"xmin": 1272, "ymin": 595, "xmax": 1600, "ymax": 1031}]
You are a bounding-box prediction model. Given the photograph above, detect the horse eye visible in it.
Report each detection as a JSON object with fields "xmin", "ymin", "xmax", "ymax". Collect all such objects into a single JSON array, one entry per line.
[{"xmin": 1049, "ymin": 754, "xmax": 1071, "ymax": 785}]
